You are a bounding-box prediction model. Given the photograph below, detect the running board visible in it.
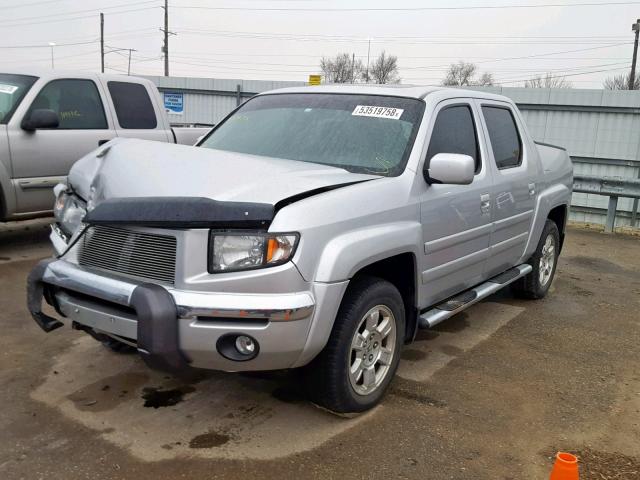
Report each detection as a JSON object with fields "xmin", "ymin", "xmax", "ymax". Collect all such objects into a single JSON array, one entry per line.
[{"xmin": 418, "ymin": 264, "xmax": 532, "ymax": 329}]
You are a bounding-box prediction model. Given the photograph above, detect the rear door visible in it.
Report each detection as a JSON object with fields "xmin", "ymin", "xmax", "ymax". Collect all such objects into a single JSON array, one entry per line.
[
  {"xmin": 477, "ymin": 100, "xmax": 537, "ymax": 276},
  {"xmin": 7, "ymin": 76, "xmax": 116, "ymax": 214},
  {"xmin": 102, "ymin": 80, "xmax": 172, "ymax": 142},
  {"xmin": 419, "ymin": 99, "xmax": 494, "ymax": 306}
]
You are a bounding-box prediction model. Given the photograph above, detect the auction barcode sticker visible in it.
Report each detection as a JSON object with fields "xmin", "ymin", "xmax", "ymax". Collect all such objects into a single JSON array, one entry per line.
[
  {"xmin": 352, "ymin": 105, "xmax": 404, "ymax": 120},
  {"xmin": 0, "ymin": 84, "xmax": 18, "ymax": 95}
]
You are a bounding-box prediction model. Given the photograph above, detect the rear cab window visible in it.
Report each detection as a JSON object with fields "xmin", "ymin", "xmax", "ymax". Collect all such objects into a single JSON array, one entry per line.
[
  {"xmin": 426, "ymin": 104, "xmax": 481, "ymax": 173},
  {"xmin": 107, "ymin": 81, "xmax": 157, "ymax": 129},
  {"xmin": 481, "ymin": 106, "xmax": 522, "ymax": 169},
  {"xmin": 26, "ymin": 78, "xmax": 107, "ymax": 129}
]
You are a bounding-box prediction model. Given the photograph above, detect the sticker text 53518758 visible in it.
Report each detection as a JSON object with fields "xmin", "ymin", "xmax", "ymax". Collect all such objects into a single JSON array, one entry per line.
[{"xmin": 352, "ymin": 105, "xmax": 404, "ymax": 120}]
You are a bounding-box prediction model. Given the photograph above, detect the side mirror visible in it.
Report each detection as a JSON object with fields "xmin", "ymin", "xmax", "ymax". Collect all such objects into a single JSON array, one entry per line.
[
  {"xmin": 425, "ymin": 153, "xmax": 475, "ymax": 185},
  {"xmin": 21, "ymin": 109, "xmax": 60, "ymax": 131}
]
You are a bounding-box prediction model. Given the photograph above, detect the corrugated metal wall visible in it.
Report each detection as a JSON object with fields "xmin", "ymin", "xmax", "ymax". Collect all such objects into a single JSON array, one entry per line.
[
  {"xmin": 144, "ymin": 76, "xmax": 640, "ymax": 228},
  {"xmin": 145, "ymin": 76, "xmax": 306, "ymax": 125}
]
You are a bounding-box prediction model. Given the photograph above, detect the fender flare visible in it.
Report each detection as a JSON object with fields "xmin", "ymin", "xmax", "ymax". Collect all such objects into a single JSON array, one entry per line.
[
  {"xmin": 522, "ymin": 183, "xmax": 571, "ymax": 260},
  {"xmin": 293, "ymin": 221, "xmax": 423, "ymax": 367},
  {"xmin": 313, "ymin": 221, "xmax": 423, "ymax": 283}
]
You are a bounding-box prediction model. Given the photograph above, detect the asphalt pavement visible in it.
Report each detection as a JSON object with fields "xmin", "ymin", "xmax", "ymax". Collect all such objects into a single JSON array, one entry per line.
[{"xmin": 0, "ymin": 219, "xmax": 639, "ymax": 479}]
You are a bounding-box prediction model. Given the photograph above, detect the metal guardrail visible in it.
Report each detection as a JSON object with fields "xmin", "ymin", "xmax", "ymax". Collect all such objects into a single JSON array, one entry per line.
[{"xmin": 573, "ymin": 175, "xmax": 640, "ymax": 232}]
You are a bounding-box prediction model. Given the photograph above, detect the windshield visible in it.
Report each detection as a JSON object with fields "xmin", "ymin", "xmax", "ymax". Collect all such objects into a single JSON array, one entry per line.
[
  {"xmin": 200, "ymin": 93, "xmax": 425, "ymax": 176},
  {"xmin": 0, "ymin": 74, "xmax": 37, "ymax": 124}
]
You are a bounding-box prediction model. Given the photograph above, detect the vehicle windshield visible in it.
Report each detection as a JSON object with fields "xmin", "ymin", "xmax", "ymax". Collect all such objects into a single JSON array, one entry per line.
[
  {"xmin": 200, "ymin": 93, "xmax": 425, "ymax": 176},
  {"xmin": 0, "ymin": 74, "xmax": 38, "ymax": 124}
]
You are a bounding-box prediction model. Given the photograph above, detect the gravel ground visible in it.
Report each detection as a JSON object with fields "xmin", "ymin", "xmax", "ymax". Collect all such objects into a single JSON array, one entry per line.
[{"xmin": 0, "ymin": 220, "xmax": 639, "ymax": 479}]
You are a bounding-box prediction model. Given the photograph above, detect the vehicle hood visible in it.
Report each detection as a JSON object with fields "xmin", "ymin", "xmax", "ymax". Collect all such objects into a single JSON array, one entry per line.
[{"xmin": 69, "ymin": 138, "xmax": 379, "ymax": 208}]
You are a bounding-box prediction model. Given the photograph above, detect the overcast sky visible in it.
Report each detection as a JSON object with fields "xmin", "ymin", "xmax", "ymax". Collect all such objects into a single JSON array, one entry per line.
[{"xmin": 0, "ymin": 0, "xmax": 638, "ymax": 88}]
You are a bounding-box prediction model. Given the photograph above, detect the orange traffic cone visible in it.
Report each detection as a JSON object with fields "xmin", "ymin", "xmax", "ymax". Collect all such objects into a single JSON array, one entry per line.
[{"xmin": 550, "ymin": 452, "xmax": 579, "ymax": 480}]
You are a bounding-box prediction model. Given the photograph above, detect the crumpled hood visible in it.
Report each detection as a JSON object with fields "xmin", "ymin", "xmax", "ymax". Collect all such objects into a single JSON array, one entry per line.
[{"xmin": 69, "ymin": 138, "xmax": 379, "ymax": 208}]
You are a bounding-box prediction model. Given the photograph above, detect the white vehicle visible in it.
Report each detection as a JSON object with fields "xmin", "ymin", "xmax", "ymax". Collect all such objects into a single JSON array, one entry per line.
[{"xmin": 0, "ymin": 70, "xmax": 209, "ymax": 221}]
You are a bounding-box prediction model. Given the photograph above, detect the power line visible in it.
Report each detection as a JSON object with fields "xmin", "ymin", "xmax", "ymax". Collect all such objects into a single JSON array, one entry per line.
[
  {"xmin": 1, "ymin": 0, "xmax": 65, "ymax": 9},
  {"xmin": 0, "ymin": 5, "xmax": 161, "ymax": 28},
  {"xmin": 0, "ymin": 40, "xmax": 97, "ymax": 49},
  {"xmin": 173, "ymin": 1, "xmax": 640, "ymax": 12},
  {"xmin": 175, "ymin": 28, "xmax": 628, "ymax": 45},
  {"xmin": 0, "ymin": 0, "xmax": 158, "ymax": 25},
  {"xmin": 488, "ymin": 65, "xmax": 631, "ymax": 83}
]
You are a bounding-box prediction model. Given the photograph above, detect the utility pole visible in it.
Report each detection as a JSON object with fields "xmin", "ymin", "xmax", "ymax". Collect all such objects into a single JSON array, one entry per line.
[
  {"xmin": 630, "ymin": 19, "xmax": 640, "ymax": 90},
  {"xmin": 365, "ymin": 38, "xmax": 371, "ymax": 83},
  {"xmin": 162, "ymin": 0, "xmax": 169, "ymax": 76},
  {"xmin": 48, "ymin": 42, "xmax": 55, "ymax": 69},
  {"xmin": 128, "ymin": 48, "xmax": 133, "ymax": 75},
  {"xmin": 100, "ymin": 13, "xmax": 105, "ymax": 73},
  {"xmin": 351, "ymin": 53, "xmax": 356, "ymax": 83}
]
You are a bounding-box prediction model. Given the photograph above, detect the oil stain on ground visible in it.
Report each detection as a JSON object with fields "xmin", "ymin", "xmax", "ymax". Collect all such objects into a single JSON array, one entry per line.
[
  {"xmin": 67, "ymin": 372, "xmax": 149, "ymax": 412},
  {"xmin": 413, "ymin": 329, "xmax": 440, "ymax": 342},
  {"xmin": 566, "ymin": 255, "xmax": 639, "ymax": 279},
  {"xmin": 189, "ymin": 431, "xmax": 231, "ymax": 449},
  {"xmin": 141, "ymin": 385, "xmax": 196, "ymax": 408},
  {"xmin": 401, "ymin": 349, "xmax": 428, "ymax": 362},
  {"xmin": 440, "ymin": 344, "xmax": 464, "ymax": 356}
]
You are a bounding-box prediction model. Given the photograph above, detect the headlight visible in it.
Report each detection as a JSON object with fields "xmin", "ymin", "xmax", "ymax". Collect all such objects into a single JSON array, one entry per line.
[
  {"xmin": 53, "ymin": 187, "xmax": 86, "ymax": 237},
  {"xmin": 209, "ymin": 232, "xmax": 299, "ymax": 273}
]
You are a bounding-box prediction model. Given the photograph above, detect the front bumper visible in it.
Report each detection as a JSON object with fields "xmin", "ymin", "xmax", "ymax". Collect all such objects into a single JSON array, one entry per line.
[{"xmin": 27, "ymin": 258, "xmax": 317, "ymax": 372}]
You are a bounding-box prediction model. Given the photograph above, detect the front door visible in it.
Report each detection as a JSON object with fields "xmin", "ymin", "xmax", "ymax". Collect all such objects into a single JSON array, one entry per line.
[
  {"xmin": 477, "ymin": 100, "xmax": 537, "ymax": 276},
  {"xmin": 7, "ymin": 77, "xmax": 116, "ymax": 214},
  {"xmin": 419, "ymin": 99, "xmax": 494, "ymax": 307}
]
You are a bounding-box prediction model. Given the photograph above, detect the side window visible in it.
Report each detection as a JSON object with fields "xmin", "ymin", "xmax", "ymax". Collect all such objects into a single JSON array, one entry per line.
[
  {"xmin": 425, "ymin": 105, "xmax": 480, "ymax": 173},
  {"xmin": 107, "ymin": 81, "xmax": 157, "ymax": 129},
  {"xmin": 27, "ymin": 79, "xmax": 107, "ymax": 129},
  {"xmin": 482, "ymin": 106, "xmax": 522, "ymax": 169}
]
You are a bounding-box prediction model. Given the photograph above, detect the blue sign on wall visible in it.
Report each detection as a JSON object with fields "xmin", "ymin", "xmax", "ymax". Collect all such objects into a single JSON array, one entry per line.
[{"xmin": 164, "ymin": 92, "xmax": 183, "ymax": 115}]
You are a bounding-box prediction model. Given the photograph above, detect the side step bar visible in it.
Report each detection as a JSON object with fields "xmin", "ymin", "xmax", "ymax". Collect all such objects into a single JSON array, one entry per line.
[{"xmin": 418, "ymin": 264, "xmax": 532, "ymax": 329}]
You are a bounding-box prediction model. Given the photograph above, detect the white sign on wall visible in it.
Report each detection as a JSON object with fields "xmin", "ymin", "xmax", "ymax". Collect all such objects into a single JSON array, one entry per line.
[{"xmin": 164, "ymin": 92, "xmax": 184, "ymax": 115}]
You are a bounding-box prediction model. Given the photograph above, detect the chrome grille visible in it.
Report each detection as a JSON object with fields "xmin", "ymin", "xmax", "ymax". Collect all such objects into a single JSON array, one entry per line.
[{"xmin": 78, "ymin": 225, "xmax": 177, "ymax": 285}]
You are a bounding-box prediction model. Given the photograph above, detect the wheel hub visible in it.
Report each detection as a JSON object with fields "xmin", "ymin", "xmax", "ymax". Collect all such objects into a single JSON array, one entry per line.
[
  {"xmin": 539, "ymin": 233, "xmax": 556, "ymax": 286},
  {"xmin": 362, "ymin": 332, "xmax": 381, "ymax": 367},
  {"xmin": 348, "ymin": 305, "xmax": 397, "ymax": 396}
]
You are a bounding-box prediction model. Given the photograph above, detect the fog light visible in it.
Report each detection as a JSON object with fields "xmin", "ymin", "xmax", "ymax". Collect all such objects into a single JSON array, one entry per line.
[
  {"xmin": 235, "ymin": 335, "xmax": 255, "ymax": 355},
  {"xmin": 216, "ymin": 333, "xmax": 260, "ymax": 361}
]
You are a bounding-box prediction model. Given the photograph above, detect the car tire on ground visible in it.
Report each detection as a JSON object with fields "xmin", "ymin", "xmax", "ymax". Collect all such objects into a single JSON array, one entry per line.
[
  {"xmin": 512, "ymin": 219, "xmax": 560, "ymax": 299},
  {"xmin": 304, "ymin": 276, "xmax": 405, "ymax": 414}
]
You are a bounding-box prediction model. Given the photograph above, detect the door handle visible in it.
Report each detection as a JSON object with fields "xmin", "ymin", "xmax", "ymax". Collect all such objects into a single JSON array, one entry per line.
[
  {"xmin": 528, "ymin": 183, "xmax": 536, "ymax": 197},
  {"xmin": 480, "ymin": 194, "xmax": 491, "ymax": 214},
  {"xmin": 98, "ymin": 139, "xmax": 109, "ymax": 146}
]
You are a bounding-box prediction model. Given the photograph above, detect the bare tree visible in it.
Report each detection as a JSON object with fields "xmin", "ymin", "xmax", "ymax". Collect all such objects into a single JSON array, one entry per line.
[
  {"xmin": 367, "ymin": 51, "xmax": 400, "ymax": 84},
  {"xmin": 442, "ymin": 61, "xmax": 477, "ymax": 86},
  {"xmin": 320, "ymin": 53, "xmax": 363, "ymax": 83},
  {"xmin": 477, "ymin": 72, "xmax": 495, "ymax": 86},
  {"xmin": 603, "ymin": 71, "xmax": 640, "ymax": 90},
  {"xmin": 524, "ymin": 73, "xmax": 572, "ymax": 88},
  {"xmin": 442, "ymin": 61, "xmax": 495, "ymax": 86}
]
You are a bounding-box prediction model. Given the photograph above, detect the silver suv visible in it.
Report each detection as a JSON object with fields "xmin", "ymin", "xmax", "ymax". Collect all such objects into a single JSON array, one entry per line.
[{"xmin": 28, "ymin": 85, "xmax": 573, "ymax": 413}]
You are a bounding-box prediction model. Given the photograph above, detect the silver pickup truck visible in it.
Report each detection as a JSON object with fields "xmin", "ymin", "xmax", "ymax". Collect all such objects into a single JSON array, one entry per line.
[
  {"xmin": 0, "ymin": 70, "xmax": 209, "ymax": 221},
  {"xmin": 27, "ymin": 85, "xmax": 573, "ymax": 414}
]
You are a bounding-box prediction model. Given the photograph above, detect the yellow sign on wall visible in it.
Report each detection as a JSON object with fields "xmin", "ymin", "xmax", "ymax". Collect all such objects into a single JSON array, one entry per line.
[{"xmin": 308, "ymin": 75, "xmax": 322, "ymax": 86}]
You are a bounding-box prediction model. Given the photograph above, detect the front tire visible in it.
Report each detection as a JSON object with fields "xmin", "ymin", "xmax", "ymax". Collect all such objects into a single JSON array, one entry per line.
[
  {"xmin": 512, "ymin": 219, "xmax": 560, "ymax": 299},
  {"xmin": 304, "ymin": 276, "xmax": 405, "ymax": 414}
]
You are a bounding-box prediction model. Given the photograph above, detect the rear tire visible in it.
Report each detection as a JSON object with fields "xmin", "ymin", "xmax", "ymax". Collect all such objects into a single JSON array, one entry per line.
[
  {"xmin": 304, "ymin": 276, "xmax": 405, "ymax": 414},
  {"xmin": 512, "ymin": 219, "xmax": 560, "ymax": 299}
]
